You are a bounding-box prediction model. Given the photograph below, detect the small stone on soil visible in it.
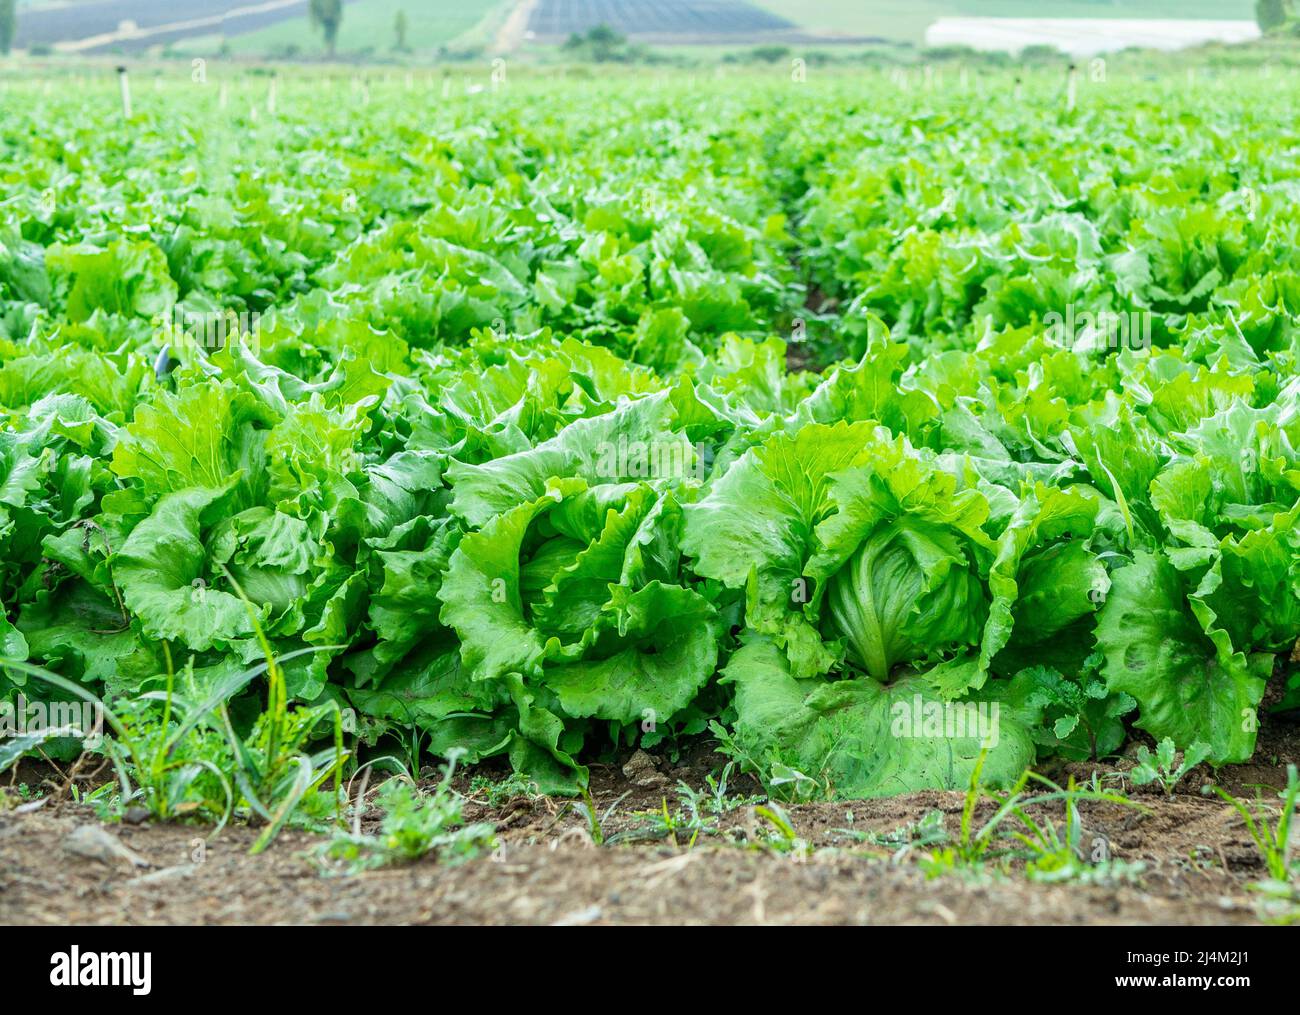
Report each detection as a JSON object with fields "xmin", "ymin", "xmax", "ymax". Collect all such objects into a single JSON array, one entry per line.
[
  {"xmin": 63, "ymin": 824, "xmax": 151, "ymax": 870},
  {"xmin": 622, "ymin": 750, "xmax": 667, "ymax": 787},
  {"xmin": 126, "ymin": 863, "xmax": 198, "ymax": 887}
]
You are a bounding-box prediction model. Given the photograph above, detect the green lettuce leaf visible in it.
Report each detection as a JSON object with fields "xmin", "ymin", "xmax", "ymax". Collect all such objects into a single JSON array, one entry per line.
[
  {"xmin": 1096, "ymin": 550, "xmax": 1270, "ymax": 764},
  {"xmin": 722, "ymin": 636, "xmax": 1037, "ymax": 798}
]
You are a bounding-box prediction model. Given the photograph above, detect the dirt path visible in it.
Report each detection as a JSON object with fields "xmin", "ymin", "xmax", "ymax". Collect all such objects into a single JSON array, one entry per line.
[
  {"xmin": 0, "ymin": 807, "xmax": 1265, "ymax": 925},
  {"xmin": 3, "ymin": 716, "xmax": 1295, "ymax": 926},
  {"xmin": 491, "ymin": 0, "xmax": 540, "ymax": 55},
  {"xmin": 0, "ymin": 760, "xmax": 1287, "ymax": 925}
]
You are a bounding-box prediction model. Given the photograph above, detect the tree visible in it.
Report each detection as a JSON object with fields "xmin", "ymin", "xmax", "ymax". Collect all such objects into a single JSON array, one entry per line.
[
  {"xmin": 309, "ymin": 0, "xmax": 343, "ymax": 55},
  {"xmin": 0, "ymin": 0, "xmax": 16, "ymax": 57},
  {"xmin": 1257, "ymin": 0, "xmax": 1289, "ymax": 33},
  {"xmin": 561, "ymin": 24, "xmax": 628, "ymax": 63},
  {"xmin": 394, "ymin": 9, "xmax": 408, "ymax": 52}
]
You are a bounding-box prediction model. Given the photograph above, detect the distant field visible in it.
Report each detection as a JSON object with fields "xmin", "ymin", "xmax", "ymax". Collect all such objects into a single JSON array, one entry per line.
[
  {"xmin": 528, "ymin": 0, "xmax": 793, "ymax": 39},
  {"xmin": 208, "ymin": 0, "xmax": 504, "ymax": 55},
  {"xmin": 749, "ymin": 0, "xmax": 1257, "ymax": 44},
  {"xmin": 15, "ymin": 0, "xmax": 316, "ymax": 51},
  {"xmin": 7, "ymin": 0, "xmax": 1267, "ymax": 56}
]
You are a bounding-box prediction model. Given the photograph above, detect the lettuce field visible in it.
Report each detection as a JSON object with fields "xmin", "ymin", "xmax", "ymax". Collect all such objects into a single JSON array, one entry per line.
[{"xmin": 1, "ymin": 65, "xmax": 1299, "ymax": 925}]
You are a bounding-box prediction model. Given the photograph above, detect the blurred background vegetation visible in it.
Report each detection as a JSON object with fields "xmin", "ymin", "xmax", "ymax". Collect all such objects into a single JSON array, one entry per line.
[{"xmin": 0, "ymin": 0, "xmax": 1298, "ymax": 71}]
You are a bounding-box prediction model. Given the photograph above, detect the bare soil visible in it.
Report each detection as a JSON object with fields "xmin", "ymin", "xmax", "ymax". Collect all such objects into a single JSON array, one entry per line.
[{"xmin": 1, "ymin": 718, "xmax": 1296, "ymax": 926}]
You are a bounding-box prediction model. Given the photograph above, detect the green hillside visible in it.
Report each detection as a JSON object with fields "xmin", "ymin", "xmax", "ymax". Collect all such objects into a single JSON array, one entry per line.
[{"xmin": 182, "ymin": 0, "xmax": 505, "ymax": 57}]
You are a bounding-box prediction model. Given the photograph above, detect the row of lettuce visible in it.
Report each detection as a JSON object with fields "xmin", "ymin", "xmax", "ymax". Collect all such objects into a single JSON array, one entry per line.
[{"xmin": 1, "ymin": 76, "xmax": 1297, "ymax": 797}]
